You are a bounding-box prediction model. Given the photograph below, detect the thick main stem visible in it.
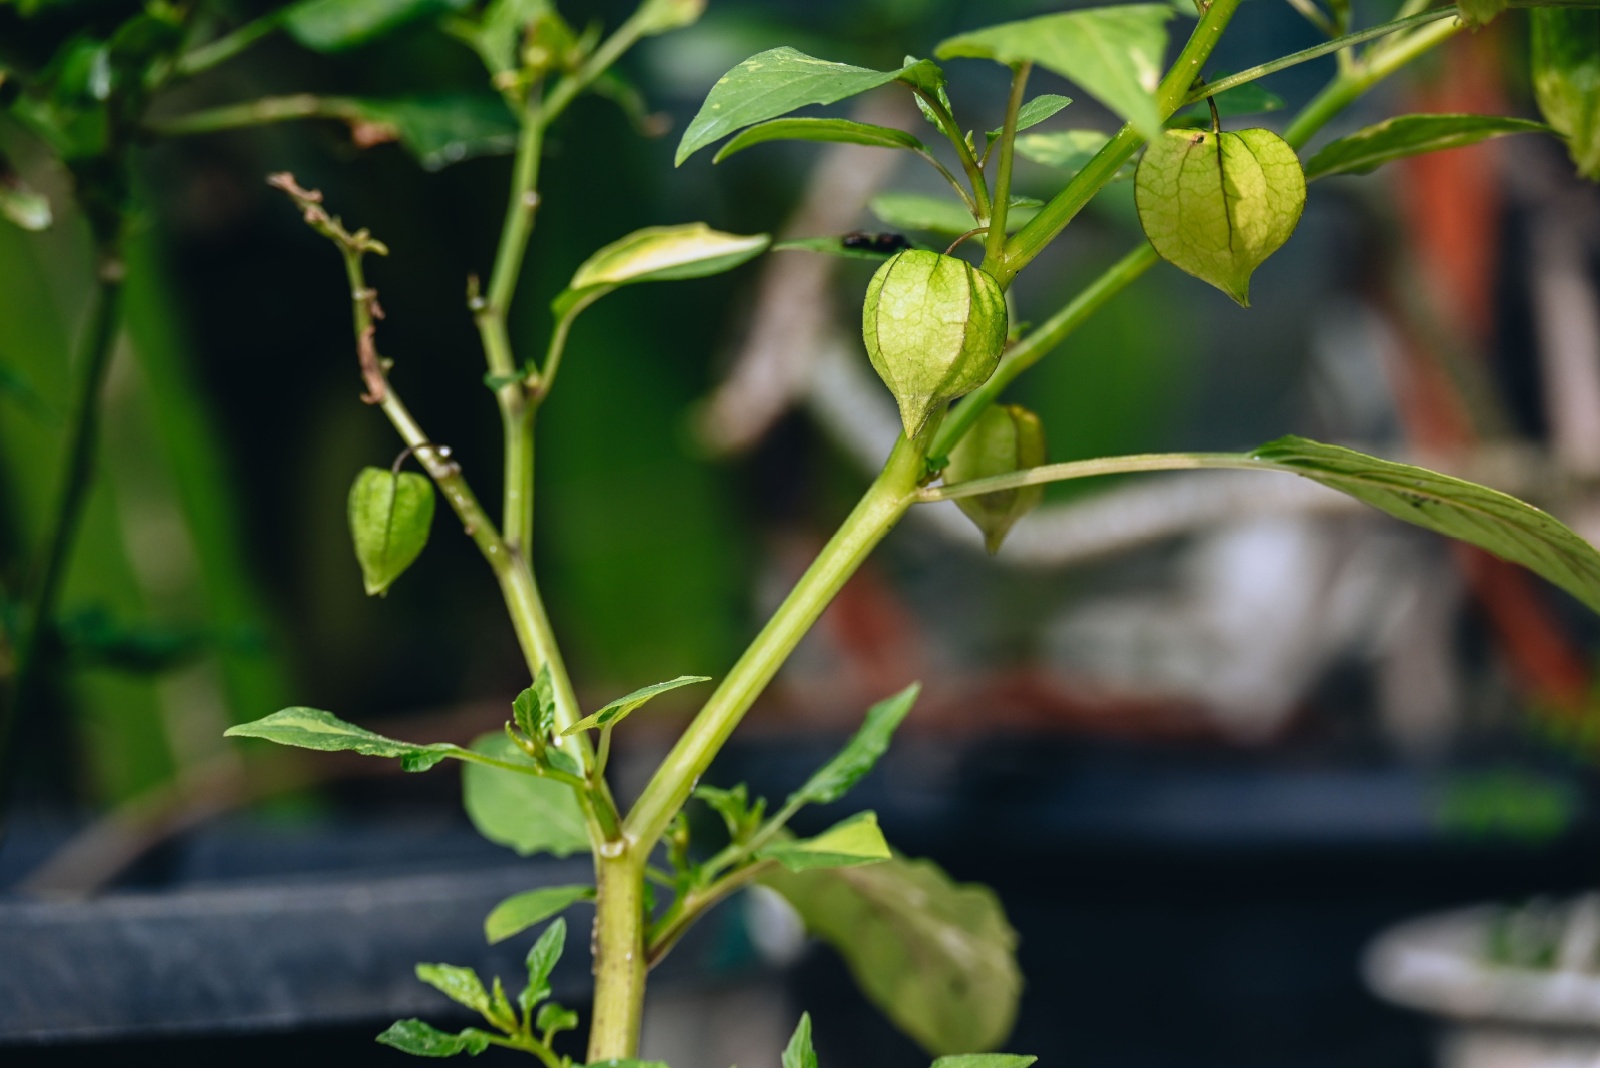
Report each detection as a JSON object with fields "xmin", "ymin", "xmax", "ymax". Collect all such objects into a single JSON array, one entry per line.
[
  {"xmin": 1, "ymin": 239, "xmax": 125, "ymax": 792},
  {"xmin": 625, "ymin": 432, "xmax": 929, "ymax": 851},
  {"xmin": 587, "ymin": 849, "xmax": 648, "ymax": 1061}
]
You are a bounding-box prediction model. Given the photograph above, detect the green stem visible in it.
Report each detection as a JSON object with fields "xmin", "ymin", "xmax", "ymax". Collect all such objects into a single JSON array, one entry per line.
[
  {"xmin": 624, "ymin": 430, "xmax": 930, "ymax": 851},
  {"xmin": 912, "ymin": 87, "xmax": 991, "ymax": 219},
  {"xmin": 173, "ymin": 12, "xmax": 282, "ymax": 79},
  {"xmin": 918, "ymin": 451, "xmax": 1281, "ymax": 501},
  {"xmin": 982, "ymin": 63, "xmax": 1031, "ymax": 277},
  {"xmin": 145, "ymin": 94, "xmax": 364, "ymax": 138},
  {"xmin": 1, "ymin": 237, "xmax": 125, "ymax": 782},
  {"xmin": 646, "ymin": 859, "xmax": 775, "ymax": 967},
  {"xmin": 588, "ymin": 848, "xmax": 648, "ymax": 1061},
  {"xmin": 1284, "ymin": 18, "xmax": 1463, "ymax": 147},
  {"xmin": 999, "ymin": 0, "xmax": 1242, "ymax": 282}
]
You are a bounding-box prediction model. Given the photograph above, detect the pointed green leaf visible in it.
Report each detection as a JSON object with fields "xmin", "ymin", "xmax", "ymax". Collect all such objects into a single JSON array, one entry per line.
[
  {"xmin": 415, "ymin": 963, "xmax": 492, "ymax": 1017},
  {"xmin": 485, "ymin": 884, "xmax": 592, "ymax": 944},
  {"xmin": 553, "ymin": 225, "xmax": 769, "ymax": 314},
  {"xmin": 342, "ymin": 94, "xmax": 518, "ymax": 170},
  {"xmin": 783, "ymin": 1014, "xmax": 818, "ymax": 1068},
  {"xmin": 932, "ymin": 1057, "xmax": 1037, "ymax": 1068},
  {"xmin": 462, "ymin": 732, "xmax": 589, "ymax": 857},
  {"xmin": 937, "ymin": 6, "xmax": 1173, "ymax": 141},
  {"xmin": 1134, "ymin": 127, "xmax": 1306, "ymax": 306},
  {"xmin": 713, "ymin": 117, "xmax": 926, "ymax": 163},
  {"xmin": 763, "ymin": 855, "xmax": 1022, "ymax": 1055},
  {"xmin": 348, "ymin": 467, "xmax": 435, "ymax": 596},
  {"xmin": 225, "ymin": 707, "xmax": 460, "ymax": 770},
  {"xmin": 535, "ymin": 1002, "xmax": 579, "ymax": 1035},
  {"xmin": 987, "ymin": 93, "xmax": 1072, "ymax": 143},
  {"xmin": 376, "ymin": 1019, "xmax": 492, "ymax": 1057},
  {"xmin": 869, "ymin": 192, "xmax": 1039, "ymax": 235},
  {"xmin": 1250, "ymin": 436, "xmax": 1600, "ymax": 614},
  {"xmin": 676, "ymin": 47, "xmax": 937, "ymax": 165},
  {"xmin": 521, "ymin": 917, "xmax": 567, "ymax": 1008},
  {"xmin": 789, "ymin": 683, "xmax": 919, "ymax": 807},
  {"xmin": 562, "ymin": 675, "xmax": 711, "ymax": 735},
  {"xmin": 283, "ymin": 0, "xmax": 471, "ymax": 52},
  {"xmin": 758, "ymin": 811, "xmax": 892, "ymax": 872},
  {"xmin": 1532, "ymin": 10, "xmax": 1600, "ymax": 180},
  {"xmin": 512, "ymin": 666, "xmax": 556, "ymax": 740},
  {"xmin": 1304, "ymin": 114, "xmax": 1552, "ymax": 181}
]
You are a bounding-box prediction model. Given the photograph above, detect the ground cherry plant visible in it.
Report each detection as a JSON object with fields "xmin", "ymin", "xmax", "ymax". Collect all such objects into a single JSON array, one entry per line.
[{"xmin": 17, "ymin": 0, "xmax": 1593, "ymax": 1062}]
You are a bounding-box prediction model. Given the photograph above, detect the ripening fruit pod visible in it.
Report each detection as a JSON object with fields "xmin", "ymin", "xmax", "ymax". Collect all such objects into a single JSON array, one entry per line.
[
  {"xmin": 944, "ymin": 403, "xmax": 1046, "ymax": 554},
  {"xmin": 862, "ymin": 249, "xmax": 1008, "ymax": 438},
  {"xmin": 349, "ymin": 466, "xmax": 435, "ymax": 596}
]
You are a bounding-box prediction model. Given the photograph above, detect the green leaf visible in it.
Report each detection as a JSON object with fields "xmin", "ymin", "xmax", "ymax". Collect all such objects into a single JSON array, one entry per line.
[
  {"xmin": 931, "ymin": 1057, "xmax": 1037, "ymax": 1068},
  {"xmin": 283, "ymin": 0, "xmax": 470, "ymax": 52},
  {"xmin": 694, "ymin": 782, "xmax": 766, "ymax": 841},
  {"xmin": 512, "ymin": 665, "xmax": 556, "ymax": 741},
  {"xmin": 1250, "ymin": 436, "xmax": 1600, "ymax": 615},
  {"xmin": 484, "ymin": 884, "xmax": 592, "ymax": 944},
  {"xmin": 344, "ymin": 94, "xmax": 518, "ymax": 170},
  {"xmin": 937, "ymin": 6, "xmax": 1173, "ymax": 142},
  {"xmin": 868, "ymin": 192, "xmax": 1038, "ymax": 235},
  {"xmin": 348, "ymin": 467, "xmax": 435, "ymax": 596},
  {"xmin": 376, "ymin": 1019, "xmax": 492, "ymax": 1057},
  {"xmin": 562, "ymin": 674, "xmax": 711, "ymax": 735},
  {"xmin": 1303, "ymin": 114, "xmax": 1552, "ymax": 181},
  {"xmin": 676, "ymin": 47, "xmax": 936, "ymax": 165},
  {"xmin": 450, "ymin": 0, "xmax": 553, "ymax": 75},
  {"xmin": 783, "ymin": 1014, "xmax": 818, "ymax": 1068},
  {"xmin": 415, "ymin": 963, "xmax": 492, "ymax": 1017},
  {"xmin": 789, "ymin": 683, "xmax": 918, "ymax": 807},
  {"xmin": 1014, "ymin": 129, "xmax": 1136, "ymax": 181},
  {"xmin": 462, "ymin": 732, "xmax": 589, "ymax": 857},
  {"xmin": 1458, "ymin": 0, "xmax": 1506, "ymax": 28},
  {"xmin": 554, "ymin": 225, "xmax": 769, "ymax": 314},
  {"xmin": 987, "ymin": 93, "xmax": 1072, "ymax": 143},
  {"xmin": 713, "ymin": 117, "xmax": 926, "ymax": 163},
  {"xmin": 1134, "ymin": 127, "xmax": 1306, "ymax": 306},
  {"xmin": 1173, "ymin": 78, "xmax": 1284, "ymax": 125},
  {"xmin": 1532, "ymin": 10, "xmax": 1600, "ymax": 180},
  {"xmin": 520, "ymin": 916, "xmax": 567, "ymax": 1009},
  {"xmin": 535, "ymin": 1002, "xmax": 579, "ymax": 1035},
  {"xmin": 757, "ymin": 811, "xmax": 892, "ymax": 872},
  {"xmin": 763, "ymin": 855, "xmax": 1022, "ymax": 1056},
  {"xmin": 224, "ymin": 707, "xmax": 458, "ymax": 771}
]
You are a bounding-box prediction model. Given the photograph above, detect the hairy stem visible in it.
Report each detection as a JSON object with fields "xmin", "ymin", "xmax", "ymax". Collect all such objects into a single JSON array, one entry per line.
[
  {"xmin": 625, "ymin": 430, "xmax": 930, "ymax": 850},
  {"xmin": 913, "ymin": 88, "xmax": 992, "ymax": 219},
  {"xmin": 588, "ymin": 848, "xmax": 648, "ymax": 1061},
  {"xmin": 919, "ymin": 451, "xmax": 1282, "ymax": 501}
]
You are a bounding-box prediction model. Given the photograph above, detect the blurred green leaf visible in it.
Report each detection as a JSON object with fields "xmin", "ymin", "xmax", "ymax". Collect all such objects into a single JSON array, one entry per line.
[
  {"xmin": 283, "ymin": 0, "xmax": 471, "ymax": 52},
  {"xmin": 0, "ymin": 176, "xmax": 51, "ymax": 231},
  {"xmin": 1251, "ymin": 436, "xmax": 1600, "ymax": 613},
  {"xmin": 376, "ymin": 1019, "xmax": 492, "ymax": 1056},
  {"xmin": 763, "ymin": 855, "xmax": 1022, "ymax": 1055},
  {"xmin": 757, "ymin": 811, "xmax": 892, "ymax": 871},
  {"xmin": 347, "ymin": 94, "xmax": 518, "ymax": 170},
  {"xmin": 1532, "ymin": 9, "xmax": 1600, "ymax": 180},
  {"xmin": 562, "ymin": 674, "xmax": 711, "ymax": 734},
  {"xmin": 1015, "ymin": 129, "xmax": 1134, "ymax": 180},
  {"xmin": 633, "ymin": 0, "xmax": 704, "ymax": 36},
  {"xmin": 788, "ymin": 683, "xmax": 918, "ymax": 807},
  {"xmin": 535, "ymin": 1001, "xmax": 579, "ymax": 1035},
  {"xmin": 937, "ymin": 6, "xmax": 1172, "ymax": 141},
  {"xmin": 1172, "ymin": 77, "xmax": 1284, "ymax": 125},
  {"xmin": 773, "ymin": 234, "xmax": 918, "ymax": 260},
  {"xmin": 714, "ymin": 117, "xmax": 925, "ymax": 163},
  {"xmin": 676, "ymin": 47, "xmax": 937, "ymax": 165},
  {"xmin": 932, "ymin": 1057, "xmax": 1038, "ymax": 1068},
  {"xmin": 224, "ymin": 707, "xmax": 459, "ymax": 771},
  {"xmin": 1134, "ymin": 127, "xmax": 1305, "ymax": 306},
  {"xmin": 869, "ymin": 192, "xmax": 1038, "ymax": 235},
  {"xmin": 694, "ymin": 782, "xmax": 765, "ymax": 841},
  {"xmin": 783, "ymin": 1014, "xmax": 817, "ymax": 1068},
  {"xmin": 1303, "ymin": 113, "xmax": 1552, "ymax": 180},
  {"xmin": 484, "ymin": 884, "xmax": 592, "ymax": 944},
  {"xmin": 462, "ymin": 732, "xmax": 589, "ymax": 856},
  {"xmin": 415, "ymin": 963, "xmax": 493, "ymax": 1017}
]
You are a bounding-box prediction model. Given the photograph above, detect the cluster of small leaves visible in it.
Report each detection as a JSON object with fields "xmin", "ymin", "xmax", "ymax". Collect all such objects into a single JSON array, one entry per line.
[{"xmin": 378, "ymin": 919, "xmax": 586, "ymax": 1063}]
